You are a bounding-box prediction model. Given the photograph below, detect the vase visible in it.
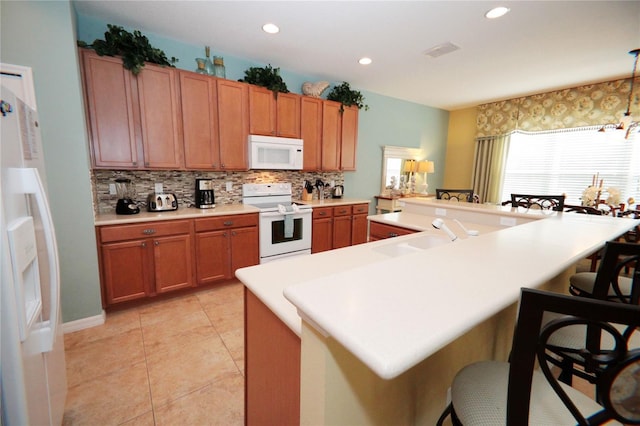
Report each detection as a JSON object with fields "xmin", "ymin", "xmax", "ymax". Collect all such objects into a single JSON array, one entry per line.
[
  {"xmin": 213, "ymin": 56, "xmax": 226, "ymax": 78},
  {"xmin": 195, "ymin": 58, "xmax": 208, "ymax": 74}
]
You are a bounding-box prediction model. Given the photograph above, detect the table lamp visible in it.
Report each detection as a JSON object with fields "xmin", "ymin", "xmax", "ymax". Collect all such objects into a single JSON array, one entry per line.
[
  {"xmin": 417, "ymin": 160, "xmax": 435, "ymax": 194},
  {"xmin": 403, "ymin": 160, "xmax": 417, "ymax": 193}
]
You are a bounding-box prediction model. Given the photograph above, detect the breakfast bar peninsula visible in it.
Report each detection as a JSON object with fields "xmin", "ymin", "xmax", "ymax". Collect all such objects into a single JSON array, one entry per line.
[{"xmin": 236, "ymin": 198, "xmax": 639, "ymax": 425}]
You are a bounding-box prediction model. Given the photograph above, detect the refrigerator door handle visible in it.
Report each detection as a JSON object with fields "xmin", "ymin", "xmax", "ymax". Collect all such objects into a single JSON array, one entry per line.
[{"xmin": 8, "ymin": 167, "xmax": 60, "ymax": 353}]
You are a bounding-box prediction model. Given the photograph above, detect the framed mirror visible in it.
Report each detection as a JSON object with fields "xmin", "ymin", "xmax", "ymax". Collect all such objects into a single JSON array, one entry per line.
[{"xmin": 381, "ymin": 145, "xmax": 423, "ymax": 196}]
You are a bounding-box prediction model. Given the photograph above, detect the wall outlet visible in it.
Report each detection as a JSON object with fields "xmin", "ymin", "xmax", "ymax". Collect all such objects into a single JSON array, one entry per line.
[
  {"xmin": 226, "ymin": 181, "xmax": 233, "ymax": 191},
  {"xmin": 155, "ymin": 183, "xmax": 163, "ymax": 193},
  {"xmin": 109, "ymin": 183, "xmax": 116, "ymax": 195},
  {"xmin": 435, "ymin": 208, "xmax": 447, "ymax": 216}
]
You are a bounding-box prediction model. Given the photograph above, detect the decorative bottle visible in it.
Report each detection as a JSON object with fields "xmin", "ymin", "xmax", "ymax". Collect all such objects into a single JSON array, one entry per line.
[
  {"xmin": 204, "ymin": 46, "xmax": 214, "ymax": 75},
  {"xmin": 213, "ymin": 56, "xmax": 226, "ymax": 78},
  {"xmin": 195, "ymin": 58, "xmax": 208, "ymax": 74}
]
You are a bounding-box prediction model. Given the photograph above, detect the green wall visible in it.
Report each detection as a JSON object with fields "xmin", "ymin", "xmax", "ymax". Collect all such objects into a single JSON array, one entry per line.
[
  {"xmin": 1, "ymin": 1, "xmax": 450, "ymax": 324},
  {"xmin": 1, "ymin": 0, "xmax": 103, "ymax": 322}
]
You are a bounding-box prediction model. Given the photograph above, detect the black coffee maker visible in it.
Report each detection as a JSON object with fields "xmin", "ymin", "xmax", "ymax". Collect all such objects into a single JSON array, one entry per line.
[
  {"xmin": 114, "ymin": 178, "xmax": 140, "ymax": 215},
  {"xmin": 195, "ymin": 179, "xmax": 215, "ymax": 208}
]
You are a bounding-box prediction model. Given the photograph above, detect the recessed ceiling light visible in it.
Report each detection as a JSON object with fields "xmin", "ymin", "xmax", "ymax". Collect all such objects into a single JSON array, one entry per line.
[
  {"xmin": 485, "ymin": 6, "xmax": 510, "ymax": 19},
  {"xmin": 359, "ymin": 57, "xmax": 372, "ymax": 65},
  {"xmin": 262, "ymin": 23, "xmax": 280, "ymax": 34}
]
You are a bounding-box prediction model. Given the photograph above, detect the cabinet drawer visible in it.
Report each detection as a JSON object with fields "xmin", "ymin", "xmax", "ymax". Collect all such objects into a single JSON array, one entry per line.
[
  {"xmin": 195, "ymin": 213, "xmax": 258, "ymax": 232},
  {"xmin": 333, "ymin": 205, "xmax": 352, "ymax": 217},
  {"xmin": 99, "ymin": 220, "xmax": 192, "ymax": 243},
  {"xmin": 352, "ymin": 203, "xmax": 368, "ymax": 215},
  {"xmin": 312, "ymin": 207, "xmax": 333, "ymax": 219},
  {"xmin": 369, "ymin": 222, "xmax": 416, "ymax": 239}
]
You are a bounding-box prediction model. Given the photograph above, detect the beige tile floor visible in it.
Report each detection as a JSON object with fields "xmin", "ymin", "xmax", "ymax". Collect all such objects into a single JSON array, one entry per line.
[{"xmin": 62, "ymin": 281, "xmax": 245, "ymax": 426}]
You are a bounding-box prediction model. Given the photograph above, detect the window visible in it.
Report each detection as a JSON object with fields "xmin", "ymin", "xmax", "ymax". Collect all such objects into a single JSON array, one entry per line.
[{"xmin": 501, "ymin": 127, "xmax": 640, "ymax": 205}]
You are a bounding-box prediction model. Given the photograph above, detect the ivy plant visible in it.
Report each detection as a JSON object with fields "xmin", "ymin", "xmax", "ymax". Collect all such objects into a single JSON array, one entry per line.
[
  {"xmin": 327, "ymin": 81, "xmax": 369, "ymax": 112},
  {"xmin": 239, "ymin": 64, "xmax": 289, "ymax": 97},
  {"xmin": 77, "ymin": 24, "xmax": 178, "ymax": 75}
]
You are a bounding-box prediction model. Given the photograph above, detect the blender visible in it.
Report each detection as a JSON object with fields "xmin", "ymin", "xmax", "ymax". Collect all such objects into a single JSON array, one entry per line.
[{"xmin": 114, "ymin": 178, "xmax": 140, "ymax": 215}]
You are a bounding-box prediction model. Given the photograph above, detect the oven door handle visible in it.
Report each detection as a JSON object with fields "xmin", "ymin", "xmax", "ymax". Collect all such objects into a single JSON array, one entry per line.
[{"xmin": 260, "ymin": 210, "xmax": 312, "ymax": 218}]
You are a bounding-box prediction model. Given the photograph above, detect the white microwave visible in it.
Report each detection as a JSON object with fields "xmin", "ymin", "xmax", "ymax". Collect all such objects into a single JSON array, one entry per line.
[{"xmin": 248, "ymin": 135, "xmax": 304, "ymax": 170}]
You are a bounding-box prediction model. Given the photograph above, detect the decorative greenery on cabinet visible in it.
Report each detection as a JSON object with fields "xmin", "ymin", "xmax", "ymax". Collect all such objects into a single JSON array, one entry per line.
[
  {"xmin": 239, "ymin": 64, "xmax": 289, "ymax": 96},
  {"xmin": 327, "ymin": 81, "xmax": 369, "ymax": 112},
  {"xmin": 77, "ymin": 24, "xmax": 178, "ymax": 75}
]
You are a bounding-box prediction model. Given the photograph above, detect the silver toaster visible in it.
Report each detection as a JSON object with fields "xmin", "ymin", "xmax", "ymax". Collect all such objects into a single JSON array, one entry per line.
[{"xmin": 147, "ymin": 193, "xmax": 178, "ymax": 212}]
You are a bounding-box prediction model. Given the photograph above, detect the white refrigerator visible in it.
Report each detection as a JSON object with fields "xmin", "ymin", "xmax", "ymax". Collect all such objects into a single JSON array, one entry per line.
[{"xmin": 1, "ymin": 82, "xmax": 67, "ymax": 424}]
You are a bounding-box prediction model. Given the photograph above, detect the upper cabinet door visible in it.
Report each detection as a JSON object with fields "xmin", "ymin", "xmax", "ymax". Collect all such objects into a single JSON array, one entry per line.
[
  {"xmin": 136, "ymin": 64, "xmax": 184, "ymax": 168},
  {"xmin": 249, "ymin": 86, "xmax": 276, "ymax": 136},
  {"xmin": 340, "ymin": 105, "xmax": 359, "ymax": 171},
  {"xmin": 82, "ymin": 50, "xmax": 139, "ymax": 168},
  {"xmin": 276, "ymin": 92, "xmax": 301, "ymax": 138},
  {"xmin": 301, "ymin": 97, "xmax": 322, "ymax": 171},
  {"xmin": 217, "ymin": 79, "xmax": 249, "ymax": 170},
  {"xmin": 321, "ymin": 100, "xmax": 342, "ymax": 171},
  {"xmin": 180, "ymin": 72, "xmax": 220, "ymax": 169}
]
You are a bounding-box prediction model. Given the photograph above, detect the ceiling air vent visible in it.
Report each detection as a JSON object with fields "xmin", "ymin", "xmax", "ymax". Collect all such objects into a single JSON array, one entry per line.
[{"xmin": 424, "ymin": 42, "xmax": 460, "ymax": 58}]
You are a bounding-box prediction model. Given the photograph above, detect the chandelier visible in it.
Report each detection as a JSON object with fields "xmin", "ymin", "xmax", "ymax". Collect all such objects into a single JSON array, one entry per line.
[{"xmin": 599, "ymin": 48, "xmax": 640, "ymax": 139}]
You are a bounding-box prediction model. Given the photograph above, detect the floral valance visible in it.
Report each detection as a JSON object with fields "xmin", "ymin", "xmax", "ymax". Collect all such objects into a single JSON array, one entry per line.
[{"xmin": 476, "ymin": 77, "xmax": 639, "ymax": 137}]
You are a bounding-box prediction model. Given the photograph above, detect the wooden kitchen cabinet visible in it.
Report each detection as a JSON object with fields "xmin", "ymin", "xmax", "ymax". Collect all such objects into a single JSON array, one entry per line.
[
  {"xmin": 351, "ymin": 203, "xmax": 369, "ymax": 245},
  {"xmin": 97, "ymin": 220, "xmax": 195, "ymax": 306},
  {"xmin": 179, "ymin": 71, "xmax": 219, "ymax": 169},
  {"xmin": 217, "ymin": 79, "xmax": 250, "ymax": 170},
  {"xmin": 300, "ymin": 96, "xmax": 323, "ymax": 171},
  {"xmin": 340, "ymin": 105, "xmax": 359, "ymax": 171},
  {"xmin": 312, "ymin": 204, "xmax": 370, "ymax": 252},
  {"xmin": 311, "ymin": 207, "xmax": 333, "ymax": 253},
  {"xmin": 321, "ymin": 100, "xmax": 342, "ymax": 171},
  {"xmin": 245, "ymin": 288, "xmax": 300, "ymax": 425},
  {"xmin": 195, "ymin": 213, "xmax": 259, "ymax": 284},
  {"xmin": 368, "ymin": 221, "xmax": 417, "ymax": 241},
  {"xmin": 249, "ymin": 86, "xmax": 301, "ymax": 138},
  {"xmin": 82, "ymin": 49, "xmax": 183, "ymax": 169},
  {"xmin": 332, "ymin": 205, "xmax": 353, "ymax": 249}
]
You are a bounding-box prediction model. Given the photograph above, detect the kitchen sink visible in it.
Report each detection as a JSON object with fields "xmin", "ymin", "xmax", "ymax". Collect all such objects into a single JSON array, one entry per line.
[{"xmin": 372, "ymin": 234, "xmax": 450, "ymax": 257}]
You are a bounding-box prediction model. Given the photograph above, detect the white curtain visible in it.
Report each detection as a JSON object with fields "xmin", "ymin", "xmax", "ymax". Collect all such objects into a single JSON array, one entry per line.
[{"xmin": 471, "ymin": 134, "xmax": 511, "ymax": 204}]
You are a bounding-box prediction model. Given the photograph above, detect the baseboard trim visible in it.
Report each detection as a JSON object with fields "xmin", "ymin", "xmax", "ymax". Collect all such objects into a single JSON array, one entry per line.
[{"xmin": 62, "ymin": 310, "xmax": 106, "ymax": 334}]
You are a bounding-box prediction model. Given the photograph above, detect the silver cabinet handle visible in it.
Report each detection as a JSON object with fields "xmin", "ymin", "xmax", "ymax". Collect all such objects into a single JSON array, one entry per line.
[
  {"xmin": 154, "ymin": 241, "xmax": 159, "ymax": 246},
  {"xmin": 143, "ymin": 229, "xmax": 156, "ymax": 235},
  {"xmin": 223, "ymin": 221, "xmax": 233, "ymax": 226},
  {"xmin": 141, "ymin": 242, "xmax": 146, "ymax": 247}
]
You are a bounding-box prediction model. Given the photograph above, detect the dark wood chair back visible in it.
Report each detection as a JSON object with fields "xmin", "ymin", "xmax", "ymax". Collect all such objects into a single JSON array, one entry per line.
[
  {"xmin": 435, "ymin": 189, "xmax": 474, "ymax": 203},
  {"xmin": 507, "ymin": 288, "xmax": 640, "ymax": 425},
  {"xmin": 505, "ymin": 193, "xmax": 566, "ymax": 211}
]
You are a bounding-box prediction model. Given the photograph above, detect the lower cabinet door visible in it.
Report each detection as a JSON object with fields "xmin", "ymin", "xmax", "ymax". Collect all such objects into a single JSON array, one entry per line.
[
  {"xmin": 101, "ymin": 239, "xmax": 150, "ymax": 304},
  {"xmin": 230, "ymin": 226, "xmax": 259, "ymax": 275},
  {"xmin": 196, "ymin": 230, "xmax": 231, "ymax": 284},
  {"xmin": 153, "ymin": 234, "xmax": 195, "ymax": 293},
  {"xmin": 351, "ymin": 214, "xmax": 368, "ymax": 245},
  {"xmin": 312, "ymin": 217, "xmax": 333, "ymax": 253},
  {"xmin": 332, "ymin": 215, "xmax": 352, "ymax": 249}
]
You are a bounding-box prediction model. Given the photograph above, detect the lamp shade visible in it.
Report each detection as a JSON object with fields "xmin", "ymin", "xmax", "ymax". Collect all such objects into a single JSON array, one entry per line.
[
  {"xmin": 417, "ymin": 160, "xmax": 434, "ymax": 174},
  {"xmin": 403, "ymin": 159, "xmax": 417, "ymax": 173}
]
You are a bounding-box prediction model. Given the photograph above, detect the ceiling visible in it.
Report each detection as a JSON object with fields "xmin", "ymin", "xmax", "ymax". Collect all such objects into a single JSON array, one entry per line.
[{"xmin": 73, "ymin": 1, "xmax": 640, "ymax": 111}]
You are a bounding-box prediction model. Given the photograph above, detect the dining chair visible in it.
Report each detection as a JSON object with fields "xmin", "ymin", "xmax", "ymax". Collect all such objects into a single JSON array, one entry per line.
[
  {"xmin": 436, "ymin": 288, "xmax": 640, "ymax": 426},
  {"xmin": 435, "ymin": 189, "xmax": 475, "ymax": 203},
  {"xmin": 569, "ymin": 241, "xmax": 639, "ymax": 304},
  {"xmin": 503, "ymin": 193, "xmax": 566, "ymax": 211}
]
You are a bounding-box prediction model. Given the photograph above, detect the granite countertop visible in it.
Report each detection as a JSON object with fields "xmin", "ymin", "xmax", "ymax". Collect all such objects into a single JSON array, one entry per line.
[{"xmin": 94, "ymin": 204, "xmax": 260, "ymax": 226}]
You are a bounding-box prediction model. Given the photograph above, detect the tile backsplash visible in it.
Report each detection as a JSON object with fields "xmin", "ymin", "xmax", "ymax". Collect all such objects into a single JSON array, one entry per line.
[{"xmin": 92, "ymin": 169, "xmax": 344, "ymax": 214}]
